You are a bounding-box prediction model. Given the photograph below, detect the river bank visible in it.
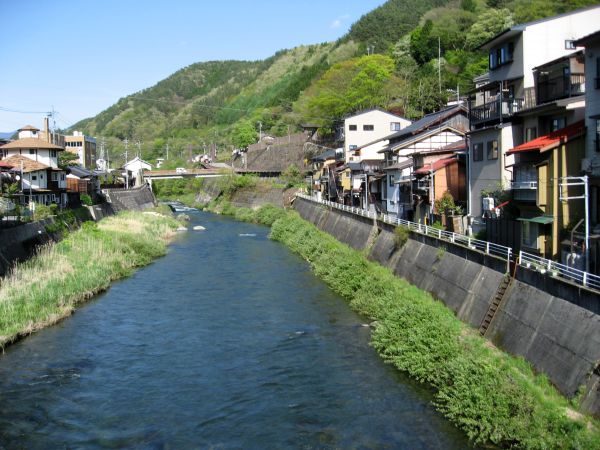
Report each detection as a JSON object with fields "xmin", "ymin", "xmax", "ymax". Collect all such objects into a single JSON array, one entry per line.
[
  {"xmin": 158, "ymin": 176, "xmax": 600, "ymax": 448},
  {"xmin": 0, "ymin": 211, "xmax": 179, "ymax": 348}
]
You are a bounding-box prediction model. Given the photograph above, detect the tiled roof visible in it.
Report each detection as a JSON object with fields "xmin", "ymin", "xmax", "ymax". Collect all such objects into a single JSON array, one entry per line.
[
  {"xmin": 0, "ymin": 137, "xmax": 63, "ymax": 150},
  {"xmin": 387, "ymin": 105, "xmax": 467, "ymax": 142},
  {"xmin": 1, "ymin": 154, "xmax": 50, "ymax": 173},
  {"xmin": 507, "ymin": 120, "xmax": 585, "ymax": 155},
  {"xmin": 18, "ymin": 125, "xmax": 39, "ymax": 132},
  {"xmin": 414, "ymin": 157, "xmax": 458, "ymax": 175}
]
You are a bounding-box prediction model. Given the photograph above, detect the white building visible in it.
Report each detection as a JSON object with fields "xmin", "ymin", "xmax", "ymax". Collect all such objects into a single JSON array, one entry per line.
[
  {"xmin": 468, "ymin": 5, "xmax": 600, "ymax": 224},
  {"xmin": 343, "ymin": 108, "xmax": 411, "ymax": 163},
  {"xmin": 123, "ymin": 156, "xmax": 152, "ymax": 187}
]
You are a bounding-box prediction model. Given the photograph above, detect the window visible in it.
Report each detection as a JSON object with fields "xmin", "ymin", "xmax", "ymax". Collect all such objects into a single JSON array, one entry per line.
[
  {"xmin": 40, "ymin": 174, "xmax": 43, "ymax": 179},
  {"xmin": 349, "ymin": 124, "xmax": 357, "ymax": 131},
  {"xmin": 487, "ymin": 140, "xmax": 498, "ymax": 160},
  {"xmin": 349, "ymin": 145, "xmax": 357, "ymax": 151},
  {"xmin": 389, "ymin": 174, "xmax": 395, "ymax": 187},
  {"xmin": 565, "ymin": 40, "xmax": 576, "ymax": 50},
  {"xmin": 390, "ymin": 122, "xmax": 401, "ymax": 131},
  {"xmin": 595, "ymin": 119, "xmax": 600, "ymax": 152},
  {"xmin": 31, "ymin": 175, "xmax": 37, "ymax": 181},
  {"xmin": 522, "ymin": 221, "xmax": 539, "ymax": 248},
  {"xmin": 489, "ymin": 41, "xmax": 514, "ymax": 69},
  {"xmin": 363, "ymin": 124, "xmax": 374, "ymax": 131},
  {"xmin": 551, "ymin": 117, "xmax": 566, "ymax": 132},
  {"xmin": 472, "ymin": 143, "xmax": 483, "ymax": 161},
  {"xmin": 60, "ymin": 174, "xmax": 65, "ymax": 181},
  {"xmin": 525, "ymin": 127, "xmax": 537, "ymax": 142},
  {"xmin": 29, "ymin": 149, "xmax": 35, "ymax": 155},
  {"xmin": 51, "ymin": 150, "xmax": 57, "ymax": 157},
  {"xmin": 51, "ymin": 172, "xmax": 58, "ymax": 181}
]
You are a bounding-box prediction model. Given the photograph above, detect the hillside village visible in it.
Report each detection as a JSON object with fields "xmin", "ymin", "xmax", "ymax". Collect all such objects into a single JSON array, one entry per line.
[{"xmin": 1, "ymin": 6, "xmax": 600, "ymax": 286}]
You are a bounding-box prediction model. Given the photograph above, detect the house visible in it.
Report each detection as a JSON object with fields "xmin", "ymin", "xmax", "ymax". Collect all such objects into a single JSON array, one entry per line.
[
  {"xmin": 0, "ymin": 125, "xmax": 68, "ymax": 206},
  {"xmin": 467, "ymin": 5, "xmax": 600, "ymax": 229},
  {"xmin": 66, "ymin": 165, "xmax": 100, "ymax": 197},
  {"xmin": 411, "ymin": 140, "xmax": 468, "ymax": 224},
  {"xmin": 574, "ymin": 30, "xmax": 600, "ymax": 232},
  {"xmin": 379, "ymin": 105, "xmax": 469, "ymax": 219},
  {"xmin": 123, "ymin": 156, "xmax": 152, "ymax": 187},
  {"xmin": 65, "ymin": 131, "xmax": 97, "ymax": 169},
  {"xmin": 310, "ymin": 148, "xmax": 339, "ymax": 201},
  {"xmin": 343, "ymin": 108, "xmax": 411, "ymax": 163},
  {"xmin": 505, "ymin": 121, "xmax": 587, "ymax": 265}
]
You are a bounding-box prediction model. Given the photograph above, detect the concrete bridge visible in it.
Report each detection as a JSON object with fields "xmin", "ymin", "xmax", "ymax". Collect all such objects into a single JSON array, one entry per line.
[{"xmin": 143, "ymin": 168, "xmax": 225, "ymax": 181}]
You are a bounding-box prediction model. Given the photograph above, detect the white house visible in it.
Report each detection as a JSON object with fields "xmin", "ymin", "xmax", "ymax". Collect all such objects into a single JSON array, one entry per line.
[
  {"xmin": 343, "ymin": 108, "xmax": 411, "ymax": 163},
  {"xmin": 468, "ymin": 5, "xmax": 600, "ymax": 226},
  {"xmin": 123, "ymin": 156, "xmax": 152, "ymax": 187}
]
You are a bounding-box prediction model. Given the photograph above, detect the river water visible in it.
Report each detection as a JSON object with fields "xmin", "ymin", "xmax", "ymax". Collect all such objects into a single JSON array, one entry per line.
[{"xmin": 0, "ymin": 210, "xmax": 474, "ymax": 449}]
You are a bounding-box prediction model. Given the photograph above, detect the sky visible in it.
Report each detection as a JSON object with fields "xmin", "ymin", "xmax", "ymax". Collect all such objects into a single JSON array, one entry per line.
[{"xmin": 0, "ymin": 0, "xmax": 385, "ymax": 134}]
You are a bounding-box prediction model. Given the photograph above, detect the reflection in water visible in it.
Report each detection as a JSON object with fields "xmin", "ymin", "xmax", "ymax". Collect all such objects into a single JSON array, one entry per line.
[{"xmin": 0, "ymin": 211, "xmax": 474, "ymax": 449}]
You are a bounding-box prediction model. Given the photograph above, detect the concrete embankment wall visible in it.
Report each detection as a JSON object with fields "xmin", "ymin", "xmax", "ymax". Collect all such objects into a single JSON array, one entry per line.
[
  {"xmin": 103, "ymin": 185, "xmax": 155, "ymax": 212},
  {"xmin": 293, "ymin": 196, "xmax": 600, "ymax": 417},
  {"xmin": 197, "ymin": 178, "xmax": 296, "ymax": 211},
  {"xmin": 1, "ymin": 186, "xmax": 156, "ymax": 278}
]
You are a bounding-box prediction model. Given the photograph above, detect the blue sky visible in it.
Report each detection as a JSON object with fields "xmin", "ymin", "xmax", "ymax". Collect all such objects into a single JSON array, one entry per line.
[{"xmin": 0, "ymin": 0, "xmax": 385, "ymax": 133}]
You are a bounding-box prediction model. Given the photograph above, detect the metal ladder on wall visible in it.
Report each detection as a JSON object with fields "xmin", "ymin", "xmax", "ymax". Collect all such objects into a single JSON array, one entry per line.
[{"xmin": 479, "ymin": 275, "xmax": 512, "ymax": 336}]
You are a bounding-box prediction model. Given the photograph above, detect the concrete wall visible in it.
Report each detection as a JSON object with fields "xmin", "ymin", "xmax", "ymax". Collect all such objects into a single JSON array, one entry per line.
[
  {"xmin": 104, "ymin": 184, "xmax": 155, "ymax": 212},
  {"xmin": 293, "ymin": 196, "xmax": 600, "ymax": 417}
]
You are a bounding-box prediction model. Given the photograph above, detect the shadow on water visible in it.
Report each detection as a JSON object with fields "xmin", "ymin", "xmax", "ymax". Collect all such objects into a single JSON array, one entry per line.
[{"xmin": 0, "ymin": 210, "xmax": 481, "ymax": 449}]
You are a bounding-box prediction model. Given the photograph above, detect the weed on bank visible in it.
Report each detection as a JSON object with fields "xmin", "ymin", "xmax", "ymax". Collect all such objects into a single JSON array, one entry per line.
[
  {"xmin": 269, "ymin": 211, "xmax": 600, "ymax": 449},
  {"xmin": 0, "ymin": 212, "xmax": 178, "ymax": 347}
]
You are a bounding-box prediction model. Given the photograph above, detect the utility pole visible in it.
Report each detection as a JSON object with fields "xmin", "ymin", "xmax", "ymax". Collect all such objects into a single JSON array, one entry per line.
[
  {"xmin": 166, "ymin": 143, "xmax": 169, "ymax": 160},
  {"xmin": 258, "ymin": 121, "xmax": 262, "ymax": 142},
  {"xmin": 124, "ymin": 138, "xmax": 129, "ymax": 189},
  {"xmin": 438, "ymin": 37, "xmax": 442, "ymax": 94}
]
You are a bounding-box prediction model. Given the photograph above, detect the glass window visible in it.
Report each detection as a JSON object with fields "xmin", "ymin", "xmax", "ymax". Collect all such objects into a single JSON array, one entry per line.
[
  {"xmin": 595, "ymin": 119, "xmax": 600, "ymax": 152},
  {"xmin": 363, "ymin": 124, "xmax": 374, "ymax": 131},
  {"xmin": 487, "ymin": 140, "xmax": 498, "ymax": 160},
  {"xmin": 472, "ymin": 143, "xmax": 483, "ymax": 161},
  {"xmin": 31, "ymin": 175, "xmax": 37, "ymax": 180},
  {"xmin": 349, "ymin": 125, "xmax": 357, "ymax": 131},
  {"xmin": 349, "ymin": 145, "xmax": 357, "ymax": 150},
  {"xmin": 51, "ymin": 172, "xmax": 58, "ymax": 181},
  {"xmin": 60, "ymin": 174, "xmax": 65, "ymax": 181},
  {"xmin": 389, "ymin": 174, "xmax": 395, "ymax": 187},
  {"xmin": 565, "ymin": 40, "xmax": 576, "ymax": 50},
  {"xmin": 390, "ymin": 122, "xmax": 401, "ymax": 131},
  {"xmin": 525, "ymin": 127, "xmax": 537, "ymax": 142},
  {"xmin": 29, "ymin": 149, "xmax": 35, "ymax": 154},
  {"xmin": 51, "ymin": 150, "xmax": 57, "ymax": 157},
  {"xmin": 551, "ymin": 117, "xmax": 566, "ymax": 131}
]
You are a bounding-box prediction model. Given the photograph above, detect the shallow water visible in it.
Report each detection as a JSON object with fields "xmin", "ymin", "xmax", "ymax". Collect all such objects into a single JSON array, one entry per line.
[{"xmin": 0, "ymin": 210, "xmax": 474, "ymax": 448}]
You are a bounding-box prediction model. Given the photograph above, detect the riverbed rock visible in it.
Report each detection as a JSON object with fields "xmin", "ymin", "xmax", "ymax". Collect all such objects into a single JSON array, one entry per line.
[
  {"xmin": 176, "ymin": 226, "xmax": 188, "ymax": 232},
  {"xmin": 193, "ymin": 225, "xmax": 206, "ymax": 231}
]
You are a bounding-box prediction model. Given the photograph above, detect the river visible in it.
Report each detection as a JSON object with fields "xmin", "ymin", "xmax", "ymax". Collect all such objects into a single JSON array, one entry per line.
[{"xmin": 0, "ymin": 210, "xmax": 474, "ymax": 448}]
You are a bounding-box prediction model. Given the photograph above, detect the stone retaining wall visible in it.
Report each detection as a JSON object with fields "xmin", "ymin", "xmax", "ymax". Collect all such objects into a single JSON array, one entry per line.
[{"xmin": 293, "ymin": 196, "xmax": 600, "ymax": 418}]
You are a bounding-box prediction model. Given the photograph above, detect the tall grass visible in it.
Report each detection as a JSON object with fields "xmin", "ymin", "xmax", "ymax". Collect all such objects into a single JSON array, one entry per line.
[
  {"xmin": 0, "ymin": 212, "xmax": 178, "ymax": 347},
  {"xmin": 270, "ymin": 211, "xmax": 600, "ymax": 449}
]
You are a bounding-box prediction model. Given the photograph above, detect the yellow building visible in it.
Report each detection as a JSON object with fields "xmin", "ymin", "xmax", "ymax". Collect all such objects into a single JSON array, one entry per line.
[{"xmin": 507, "ymin": 120, "xmax": 585, "ymax": 259}]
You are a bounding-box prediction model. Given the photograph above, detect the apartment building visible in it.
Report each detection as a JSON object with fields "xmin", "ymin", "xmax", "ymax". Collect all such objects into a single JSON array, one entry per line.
[{"xmin": 65, "ymin": 131, "xmax": 97, "ymax": 169}]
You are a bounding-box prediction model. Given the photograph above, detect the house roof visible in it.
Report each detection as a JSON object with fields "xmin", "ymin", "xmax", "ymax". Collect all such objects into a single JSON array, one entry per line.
[
  {"xmin": 0, "ymin": 160, "xmax": 14, "ymax": 169},
  {"xmin": 124, "ymin": 156, "xmax": 152, "ymax": 168},
  {"xmin": 478, "ymin": 4, "xmax": 600, "ymax": 50},
  {"xmin": 312, "ymin": 148, "xmax": 337, "ymax": 162},
  {"xmin": 386, "ymin": 125, "xmax": 466, "ymax": 153},
  {"xmin": 574, "ymin": 29, "xmax": 600, "ymax": 46},
  {"xmin": 413, "ymin": 157, "xmax": 458, "ymax": 175},
  {"xmin": 383, "ymin": 157, "xmax": 413, "ymax": 171},
  {"xmin": 438, "ymin": 139, "xmax": 467, "ymax": 152},
  {"xmin": 18, "ymin": 125, "xmax": 40, "ymax": 132},
  {"xmin": 389, "ymin": 105, "xmax": 467, "ymax": 142},
  {"xmin": 67, "ymin": 165, "xmax": 94, "ymax": 178},
  {"xmin": 1, "ymin": 154, "xmax": 50, "ymax": 173},
  {"xmin": 507, "ymin": 120, "xmax": 585, "ymax": 155},
  {"xmin": 343, "ymin": 106, "xmax": 407, "ymax": 121},
  {"xmin": 0, "ymin": 137, "xmax": 63, "ymax": 151}
]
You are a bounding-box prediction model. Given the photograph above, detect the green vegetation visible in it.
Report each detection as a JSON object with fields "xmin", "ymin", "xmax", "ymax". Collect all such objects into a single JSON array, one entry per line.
[
  {"xmin": 72, "ymin": 1, "xmax": 599, "ymax": 164},
  {"xmin": 393, "ymin": 225, "xmax": 410, "ymax": 249},
  {"xmin": 0, "ymin": 212, "xmax": 178, "ymax": 347},
  {"xmin": 80, "ymin": 193, "xmax": 93, "ymax": 206},
  {"xmin": 268, "ymin": 211, "xmax": 600, "ymax": 449}
]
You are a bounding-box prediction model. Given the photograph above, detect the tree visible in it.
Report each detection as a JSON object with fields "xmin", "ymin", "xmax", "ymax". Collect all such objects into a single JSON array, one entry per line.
[
  {"xmin": 410, "ymin": 20, "xmax": 438, "ymax": 65},
  {"xmin": 465, "ymin": 8, "xmax": 514, "ymax": 50},
  {"xmin": 232, "ymin": 121, "xmax": 257, "ymax": 149},
  {"xmin": 58, "ymin": 151, "xmax": 80, "ymax": 169}
]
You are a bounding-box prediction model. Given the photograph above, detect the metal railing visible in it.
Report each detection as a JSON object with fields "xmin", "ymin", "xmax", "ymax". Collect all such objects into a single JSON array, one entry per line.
[
  {"xmin": 510, "ymin": 181, "xmax": 538, "ymax": 189},
  {"xmin": 518, "ymin": 251, "xmax": 600, "ymax": 291},
  {"xmin": 297, "ymin": 193, "xmax": 600, "ymax": 292}
]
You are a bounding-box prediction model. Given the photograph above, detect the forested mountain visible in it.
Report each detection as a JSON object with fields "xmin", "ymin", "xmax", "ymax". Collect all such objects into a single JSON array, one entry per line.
[{"xmin": 72, "ymin": 0, "xmax": 599, "ymax": 166}]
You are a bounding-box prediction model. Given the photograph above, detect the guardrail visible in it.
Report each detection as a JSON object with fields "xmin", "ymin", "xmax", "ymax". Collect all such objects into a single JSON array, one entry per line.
[
  {"xmin": 297, "ymin": 193, "xmax": 600, "ymax": 292},
  {"xmin": 519, "ymin": 251, "xmax": 600, "ymax": 291}
]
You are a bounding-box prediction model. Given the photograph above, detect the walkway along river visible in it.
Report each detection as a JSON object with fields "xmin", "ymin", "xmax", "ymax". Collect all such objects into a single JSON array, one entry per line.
[{"xmin": 0, "ymin": 210, "xmax": 475, "ymax": 448}]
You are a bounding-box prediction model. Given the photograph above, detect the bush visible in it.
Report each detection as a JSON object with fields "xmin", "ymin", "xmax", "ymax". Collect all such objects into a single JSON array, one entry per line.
[
  {"xmin": 393, "ymin": 225, "xmax": 409, "ymax": 249},
  {"xmin": 33, "ymin": 203, "xmax": 54, "ymax": 221},
  {"xmin": 80, "ymin": 194, "xmax": 93, "ymax": 206}
]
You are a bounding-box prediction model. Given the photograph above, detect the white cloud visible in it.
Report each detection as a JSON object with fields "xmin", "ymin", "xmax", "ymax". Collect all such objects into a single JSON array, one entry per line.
[{"xmin": 330, "ymin": 14, "xmax": 350, "ymax": 29}]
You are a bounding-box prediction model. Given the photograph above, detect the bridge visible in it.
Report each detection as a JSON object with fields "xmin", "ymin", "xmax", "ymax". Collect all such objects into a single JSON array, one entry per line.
[{"xmin": 143, "ymin": 168, "xmax": 225, "ymax": 181}]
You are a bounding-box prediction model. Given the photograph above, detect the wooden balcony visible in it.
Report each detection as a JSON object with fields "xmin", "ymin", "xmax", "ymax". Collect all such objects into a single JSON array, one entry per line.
[{"xmin": 470, "ymin": 97, "xmax": 525, "ymax": 126}]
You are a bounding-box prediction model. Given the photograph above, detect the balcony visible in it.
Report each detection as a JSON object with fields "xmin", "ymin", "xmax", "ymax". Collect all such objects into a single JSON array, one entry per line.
[
  {"xmin": 537, "ymin": 73, "xmax": 585, "ymax": 104},
  {"xmin": 511, "ymin": 180, "xmax": 537, "ymax": 202},
  {"xmin": 470, "ymin": 97, "xmax": 525, "ymax": 125}
]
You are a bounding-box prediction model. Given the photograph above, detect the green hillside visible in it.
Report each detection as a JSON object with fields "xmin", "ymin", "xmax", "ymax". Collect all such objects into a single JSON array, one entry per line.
[{"xmin": 73, "ymin": 0, "xmax": 599, "ymax": 167}]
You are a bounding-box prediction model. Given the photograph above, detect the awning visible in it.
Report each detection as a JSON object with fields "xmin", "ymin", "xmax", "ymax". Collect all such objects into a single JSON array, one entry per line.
[
  {"xmin": 517, "ymin": 215, "xmax": 554, "ymax": 224},
  {"xmin": 507, "ymin": 120, "xmax": 585, "ymax": 155}
]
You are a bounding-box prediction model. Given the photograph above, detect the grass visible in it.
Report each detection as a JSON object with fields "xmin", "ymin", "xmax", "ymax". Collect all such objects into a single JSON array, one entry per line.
[
  {"xmin": 0, "ymin": 211, "xmax": 179, "ymax": 347},
  {"xmin": 269, "ymin": 210, "xmax": 600, "ymax": 449}
]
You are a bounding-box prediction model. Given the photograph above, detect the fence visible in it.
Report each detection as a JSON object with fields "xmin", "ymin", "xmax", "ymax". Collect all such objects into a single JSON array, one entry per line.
[{"xmin": 296, "ymin": 193, "xmax": 600, "ymax": 292}]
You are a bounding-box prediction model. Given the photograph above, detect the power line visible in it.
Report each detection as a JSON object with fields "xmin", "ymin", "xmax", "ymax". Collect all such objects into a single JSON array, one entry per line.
[{"xmin": 0, "ymin": 106, "xmax": 53, "ymax": 114}]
